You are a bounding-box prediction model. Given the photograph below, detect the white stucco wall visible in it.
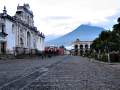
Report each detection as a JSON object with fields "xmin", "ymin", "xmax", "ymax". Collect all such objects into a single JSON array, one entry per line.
[
  {"xmin": 41, "ymin": 38, "xmax": 44, "ymax": 51},
  {"xmin": 30, "ymin": 33, "xmax": 34, "ymax": 49},
  {"xmin": 36, "ymin": 37, "xmax": 44, "ymax": 51},
  {"xmin": 41, "ymin": 38, "xmax": 45, "ymax": 51},
  {"xmin": 4, "ymin": 19, "xmax": 45, "ymax": 53},
  {"xmin": 5, "ymin": 19, "xmax": 15, "ymax": 53},
  {"xmin": 37, "ymin": 37, "xmax": 42, "ymax": 51}
]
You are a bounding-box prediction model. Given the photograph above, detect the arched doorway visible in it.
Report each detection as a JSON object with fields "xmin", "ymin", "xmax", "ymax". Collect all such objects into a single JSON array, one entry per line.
[
  {"xmin": 74, "ymin": 45, "xmax": 78, "ymax": 55},
  {"xmin": 1, "ymin": 42, "xmax": 6, "ymax": 54}
]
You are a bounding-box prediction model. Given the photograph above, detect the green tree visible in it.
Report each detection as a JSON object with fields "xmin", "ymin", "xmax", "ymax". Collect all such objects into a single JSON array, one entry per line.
[
  {"xmin": 91, "ymin": 30, "xmax": 111, "ymax": 53},
  {"xmin": 90, "ymin": 17, "xmax": 120, "ymax": 62},
  {"xmin": 110, "ymin": 17, "xmax": 120, "ymax": 52}
]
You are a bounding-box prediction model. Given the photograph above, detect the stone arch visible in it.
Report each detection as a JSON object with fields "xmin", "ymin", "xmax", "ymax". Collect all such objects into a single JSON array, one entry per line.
[
  {"xmin": 27, "ymin": 31, "xmax": 31, "ymax": 48},
  {"xmin": 74, "ymin": 44, "xmax": 78, "ymax": 49},
  {"xmin": 85, "ymin": 44, "xmax": 88, "ymax": 49},
  {"xmin": 80, "ymin": 44, "xmax": 83, "ymax": 49},
  {"xmin": 74, "ymin": 45, "xmax": 78, "ymax": 55}
]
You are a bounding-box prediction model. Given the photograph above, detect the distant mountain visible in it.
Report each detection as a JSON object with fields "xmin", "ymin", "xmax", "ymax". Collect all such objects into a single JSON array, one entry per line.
[{"xmin": 46, "ymin": 24, "xmax": 105, "ymax": 46}]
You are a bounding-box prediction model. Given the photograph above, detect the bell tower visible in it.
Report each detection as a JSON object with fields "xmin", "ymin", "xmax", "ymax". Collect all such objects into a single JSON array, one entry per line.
[{"xmin": 3, "ymin": 6, "xmax": 7, "ymax": 16}]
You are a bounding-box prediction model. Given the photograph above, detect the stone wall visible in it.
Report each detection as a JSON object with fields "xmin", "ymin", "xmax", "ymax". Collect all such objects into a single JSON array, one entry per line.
[{"xmin": 14, "ymin": 47, "xmax": 37, "ymax": 56}]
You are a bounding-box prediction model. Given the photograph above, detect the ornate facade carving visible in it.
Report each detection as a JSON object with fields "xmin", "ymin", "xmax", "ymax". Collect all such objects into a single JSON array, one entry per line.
[{"xmin": 0, "ymin": 4, "xmax": 45, "ymax": 55}]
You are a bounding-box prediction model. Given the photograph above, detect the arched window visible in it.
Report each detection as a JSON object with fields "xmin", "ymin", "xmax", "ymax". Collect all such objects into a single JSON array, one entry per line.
[
  {"xmin": 85, "ymin": 44, "xmax": 88, "ymax": 49},
  {"xmin": 74, "ymin": 45, "xmax": 78, "ymax": 49},
  {"xmin": 80, "ymin": 45, "xmax": 83, "ymax": 49},
  {"xmin": 27, "ymin": 32, "xmax": 31, "ymax": 48}
]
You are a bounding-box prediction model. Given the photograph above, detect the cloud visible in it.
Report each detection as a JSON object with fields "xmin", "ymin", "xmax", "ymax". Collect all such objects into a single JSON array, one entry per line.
[
  {"xmin": 44, "ymin": 16, "xmax": 73, "ymax": 20},
  {"xmin": 93, "ymin": 9, "xmax": 120, "ymax": 30},
  {"xmin": 0, "ymin": 0, "xmax": 120, "ymax": 39}
]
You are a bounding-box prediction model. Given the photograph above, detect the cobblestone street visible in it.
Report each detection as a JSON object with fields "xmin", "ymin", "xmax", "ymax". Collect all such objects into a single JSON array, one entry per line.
[{"xmin": 0, "ymin": 56, "xmax": 120, "ymax": 90}]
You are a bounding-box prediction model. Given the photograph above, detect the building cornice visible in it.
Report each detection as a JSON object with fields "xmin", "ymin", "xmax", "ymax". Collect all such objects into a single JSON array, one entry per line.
[
  {"xmin": 0, "ymin": 13, "xmax": 45, "ymax": 38},
  {"xmin": 17, "ymin": 5, "xmax": 33, "ymax": 17}
]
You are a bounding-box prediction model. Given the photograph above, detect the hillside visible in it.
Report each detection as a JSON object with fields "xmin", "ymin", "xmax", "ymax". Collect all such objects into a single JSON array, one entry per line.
[{"xmin": 46, "ymin": 24, "xmax": 105, "ymax": 46}]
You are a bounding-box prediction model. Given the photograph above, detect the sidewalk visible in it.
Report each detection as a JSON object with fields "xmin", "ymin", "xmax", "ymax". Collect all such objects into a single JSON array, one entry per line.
[{"xmin": 84, "ymin": 57, "xmax": 120, "ymax": 70}]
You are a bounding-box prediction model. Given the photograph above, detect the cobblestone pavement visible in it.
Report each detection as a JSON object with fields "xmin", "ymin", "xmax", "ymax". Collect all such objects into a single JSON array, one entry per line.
[
  {"xmin": 0, "ymin": 56, "xmax": 64, "ymax": 89},
  {"xmin": 0, "ymin": 56, "xmax": 120, "ymax": 90}
]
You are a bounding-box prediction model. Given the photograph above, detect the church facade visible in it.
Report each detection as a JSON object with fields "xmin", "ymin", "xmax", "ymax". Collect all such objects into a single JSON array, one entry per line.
[{"xmin": 0, "ymin": 4, "xmax": 45, "ymax": 55}]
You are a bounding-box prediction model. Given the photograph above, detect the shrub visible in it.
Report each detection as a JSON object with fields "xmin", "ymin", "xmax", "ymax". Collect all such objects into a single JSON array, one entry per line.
[
  {"xmin": 99, "ymin": 53, "xmax": 108, "ymax": 62},
  {"xmin": 110, "ymin": 53, "xmax": 120, "ymax": 62}
]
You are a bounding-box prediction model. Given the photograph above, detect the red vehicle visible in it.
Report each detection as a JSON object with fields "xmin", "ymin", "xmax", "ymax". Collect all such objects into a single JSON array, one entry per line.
[{"xmin": 45, "ymin": 46, "xmax": 64, "ymax": 56}]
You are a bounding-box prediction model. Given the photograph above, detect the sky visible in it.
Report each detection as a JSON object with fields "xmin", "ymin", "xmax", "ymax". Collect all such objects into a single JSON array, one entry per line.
[{"xmin": 0, "ymin": 0, "xmax": 120, "ymax": 41}]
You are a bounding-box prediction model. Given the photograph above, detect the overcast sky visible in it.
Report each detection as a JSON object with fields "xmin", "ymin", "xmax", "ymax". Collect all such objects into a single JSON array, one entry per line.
[{"xmin": 0, "ymin": 0, "xmax": 120, "ymax": 40}]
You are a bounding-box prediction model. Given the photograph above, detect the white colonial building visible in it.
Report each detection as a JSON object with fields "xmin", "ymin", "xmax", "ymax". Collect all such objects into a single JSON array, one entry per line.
[
  {"xmin": 0, "ymin": 4, "xmax": 45, "ymax": 55},
  {"xmin": 72, "ymin": 39, "xmax": 92, "ymax": 55}
]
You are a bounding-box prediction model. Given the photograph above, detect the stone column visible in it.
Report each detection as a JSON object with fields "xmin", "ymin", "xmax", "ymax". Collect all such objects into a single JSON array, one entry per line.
[
  {"xmin": 87, "ymin": 43, "xmax": 90, "ymax": 51},
  {"xmin": 83, "ymin": 44, "xmax": 85, "ymax": 55},
  {"xmin": 78, "ymin": 44, "xmax": 80, "ymax": 56},
  {"xmin": 15, "ymin": 24, "xmax": 18, "ymax": 46}
]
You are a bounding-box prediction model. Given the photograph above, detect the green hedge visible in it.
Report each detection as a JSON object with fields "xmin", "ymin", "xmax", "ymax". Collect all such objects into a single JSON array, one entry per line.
[{"xmin": 99, "ymin": 53, "xmax": 108, "ymax": 62}]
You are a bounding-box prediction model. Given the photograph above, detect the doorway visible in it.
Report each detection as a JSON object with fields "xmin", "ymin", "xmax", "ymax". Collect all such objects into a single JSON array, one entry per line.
[{"xmin": 1, "ymin": 42, "xmax": 6, "ymax": 54}]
